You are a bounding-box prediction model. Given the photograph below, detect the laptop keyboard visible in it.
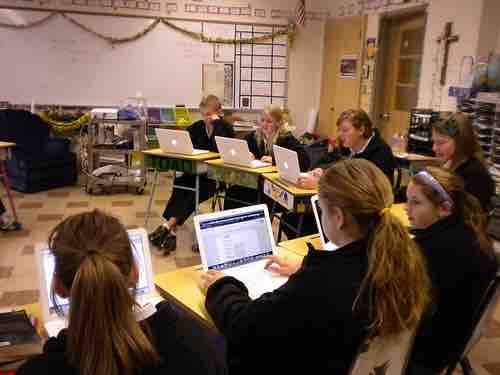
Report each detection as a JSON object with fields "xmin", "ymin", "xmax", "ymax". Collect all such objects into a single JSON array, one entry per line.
[{"xmin": 250, "ymin": 159, "xmax": 271, "ymax": 169}]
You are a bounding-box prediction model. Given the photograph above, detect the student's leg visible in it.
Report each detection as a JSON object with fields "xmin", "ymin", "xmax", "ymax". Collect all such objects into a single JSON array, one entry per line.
[{"xmin": 223, "ymin": 186, "xmax": 259, "ymax": 210}]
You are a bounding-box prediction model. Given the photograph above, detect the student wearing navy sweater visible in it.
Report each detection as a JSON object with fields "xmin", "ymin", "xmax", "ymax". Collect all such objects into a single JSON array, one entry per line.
[
  {"xmin": 201, "ymin": 159, "xmax": 431, "ymax": 375},
  {"xmin": 149, "ymin": 95, "xmax": 234, "ymax": 254},
  {"xmin": 17, "ymin": 210, "xmax": 226, "ymax": 375},
  {"xmin": 223, "ymin": 105, "xmax": 308, "ymax": 210},
  {"xmin": 406, "ymin": 167, "xmax": 498, "ymax": 374}
]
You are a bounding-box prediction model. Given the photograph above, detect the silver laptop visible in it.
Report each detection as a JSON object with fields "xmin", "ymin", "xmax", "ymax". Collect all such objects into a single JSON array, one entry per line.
[
  {"xmin": 155, "ymin": 128, "xmax": 209, "ymax": 155},
  {"xmin": 311, "ymin": 195, "xmax": 338, "ymax": 251},
  {"xmin": 273, "ymin": 145, "xmax": 308, "ymax": 185},
  {"xmin": 36, "ymin": 228, "xmax": 161, "ymax": 337},
  {"xmin": 215, "ymin": 136, "xmax": 271, "ymax": 169},
  {"xmin": 194, "ymin": 204, "xmax": 287, "ymax": 299}
]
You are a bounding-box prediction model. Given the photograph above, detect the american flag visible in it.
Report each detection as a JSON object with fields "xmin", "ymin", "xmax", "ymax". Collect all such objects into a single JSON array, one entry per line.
[{"xmin": 295, "ymin": 0, "xmax": 305, "ymax": 26}]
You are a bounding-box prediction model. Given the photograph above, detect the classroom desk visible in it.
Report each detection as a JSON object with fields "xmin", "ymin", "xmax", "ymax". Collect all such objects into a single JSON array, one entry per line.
[
  {"xmin": 262, "ymin": 172, "xmax": 317, "ymax": 241},
  {"xmin": 154, "ymin": 247, "xmax": 303, "ymax": 326},
  {"xmin": 278, "ymin": 203, "xmax": 410, "ymax": 257},
  {"xmin": 393, "ymin": 151, "xmax": 440, "ymax": 169},
  {"xmin": 0, "ymin": 141, "xmax": 21, "ymax": 230},
  {"xmin": 142, "ymin": 149, "xmax": 219, "ymax": 227},
  {"xmin": 205, "ymin": 159, "xmax": 277, "ymax": 207}
]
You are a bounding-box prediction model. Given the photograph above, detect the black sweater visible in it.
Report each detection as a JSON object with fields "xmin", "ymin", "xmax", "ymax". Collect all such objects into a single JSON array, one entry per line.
[
  {"xmin": 245, "ymin": 130, "xmax": 310, "ymax": 170},
  {"xmin": 205, "ymin": 240, "xmax": 370, "ymax": 375},
  {"xmin": 17, "ymin": 301, "xmax": 227, "ymax": 375},
  {"xmin": 455, "ymin": 157, "xmax": 495, "ymax": 212},
  {"xmin": 187, "ymin": 119, "xmax": 235, "ymax": 152},
  {"xmin": 316, "ymin": 130, "xmax": 396, "ymax": 184},
  {"xmin": 409, "ymin": 215, "xmax": 498, "ymax": 372}
]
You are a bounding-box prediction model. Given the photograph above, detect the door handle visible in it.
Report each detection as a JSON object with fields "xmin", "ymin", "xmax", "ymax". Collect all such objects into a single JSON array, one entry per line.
[{"xmin": 380, "ymin": 112, "xmax": 392, "ymax": 120}]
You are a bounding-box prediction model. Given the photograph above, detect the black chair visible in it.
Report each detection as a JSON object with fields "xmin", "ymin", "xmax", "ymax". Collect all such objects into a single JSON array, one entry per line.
[{"xmin": 444, "ymin": 268, "xmax": 500, "ymax": 375}]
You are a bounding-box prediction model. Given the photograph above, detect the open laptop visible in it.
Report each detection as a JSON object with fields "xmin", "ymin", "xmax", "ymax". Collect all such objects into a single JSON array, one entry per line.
[
  {"xmin": 311, "ymin": 195, "xmax": 338, "ymax": 251},
  {"xmin": 194, "ymin": 204, "xmax": 288, "ymax": 299},
  {"xmin": 273, "ymin": 145, "xmax": 309, "ymax": 185},
  {"xmin": 215, "ymin": 136, "xmax": 271, "ymax": 169},
  {"xmin": 36, "ymin": 228, "xmax": 161, "ymax": 337},
  {"xmin": 155, "ymin": 128, "xmax": 209, "ymax": 155}
]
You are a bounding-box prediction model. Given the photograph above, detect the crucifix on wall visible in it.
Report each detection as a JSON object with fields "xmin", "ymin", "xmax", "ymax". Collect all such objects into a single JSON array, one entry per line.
[{"xmin": 437, "ymin": 22, "xmax": 459, "ymax": 86}]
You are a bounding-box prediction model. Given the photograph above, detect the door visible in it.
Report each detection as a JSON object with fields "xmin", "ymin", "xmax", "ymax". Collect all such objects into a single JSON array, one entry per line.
[
  {"xmin": 375, "ymin": 13, "xmax": 426, "ymax": 143},
  {"xmin": 318, "ymin": 16, "xmax": 366, "ymax": 138}
]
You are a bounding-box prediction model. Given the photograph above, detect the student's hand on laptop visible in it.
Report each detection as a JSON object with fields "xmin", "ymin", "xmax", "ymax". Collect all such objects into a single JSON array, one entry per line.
[
  {"xmin": 200, "ymin": 270, "xmax": 225, "ymax": 293},
  {"xmin": 298, "ymin": 173, "xmax": 320, "ymax": 190},
  {"xmin": 261, "ymin": 156, "xmax": 272, "ymax": 164},
  {"xmin": 264, "ymin": 256, "xmax": 301, "ymax": 277}
]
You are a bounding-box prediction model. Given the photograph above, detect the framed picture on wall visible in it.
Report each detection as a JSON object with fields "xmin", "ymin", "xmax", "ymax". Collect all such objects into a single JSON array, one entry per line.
[{"xmin": 339, "ymin": 55, "xmax": 358, "ymax": 79}]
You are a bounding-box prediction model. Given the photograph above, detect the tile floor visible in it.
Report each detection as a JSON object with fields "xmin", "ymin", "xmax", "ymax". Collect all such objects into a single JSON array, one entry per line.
[{"xmin": 0, "ymin": 174, "xmax": 499, "ymax": 375}]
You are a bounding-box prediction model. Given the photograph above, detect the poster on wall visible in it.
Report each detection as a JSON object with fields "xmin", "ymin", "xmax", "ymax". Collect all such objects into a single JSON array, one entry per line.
[{"xmin": 339, "ymin": 55, "xmax": 358, "ymax": 79}]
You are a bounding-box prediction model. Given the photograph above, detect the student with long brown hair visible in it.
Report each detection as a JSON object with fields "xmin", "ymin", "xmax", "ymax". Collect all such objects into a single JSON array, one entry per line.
[
  {"xmin": 406, "ymin": 167, "xmax": 498, "ymax": 374},
  {"xmin": 201, "ymin": 159, "xmax": 431, "ymax": 374},
  {"xmin": 432, "ymin": 112, "xmax": 495, "ymax": 211},
  {"xmin": 18, "ymin": 210, "xmax": 226, "ymax": 375}
]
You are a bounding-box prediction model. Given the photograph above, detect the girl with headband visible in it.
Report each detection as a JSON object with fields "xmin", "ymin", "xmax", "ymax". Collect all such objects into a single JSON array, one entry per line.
[{"xmin": 406, "ymin": 167, "xmax": 497, "ymax": 374}]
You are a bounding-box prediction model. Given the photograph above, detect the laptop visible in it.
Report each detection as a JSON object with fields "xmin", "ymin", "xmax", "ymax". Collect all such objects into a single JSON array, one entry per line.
[
  {"xmin": 311, "ymin": 195, "xmax": 338, "ymax": 251},
  {"xmin": 155, "ymin": 128, "xmax": 209, "ymax": 155},
  {"xmin": 273, "ymin": 145, "xmax": 309, "ymax": 185},
  {"xmin": 36, "ymin": 228, "xmax": 161, "ymax": 337},
  {"xmin": 215, "ymin": 136, "xmax": 271, "ymax": 169},
  {"xmin": 194, "ymin": 204, "xmax": 288, "ymax": 299}
]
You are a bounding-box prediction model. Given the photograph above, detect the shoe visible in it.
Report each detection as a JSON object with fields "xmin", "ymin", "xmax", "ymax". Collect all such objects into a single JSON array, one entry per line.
[
  {"xmin": 160, "ymin": 233, "xmax": 177, "ymax": 254},
  {"xmin": 149, "ymin": 225, "xmax": 168, "ymax": 247}
]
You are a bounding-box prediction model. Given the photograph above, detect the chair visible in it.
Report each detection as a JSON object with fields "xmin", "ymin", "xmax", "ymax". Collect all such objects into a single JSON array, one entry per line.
[
  {"xmin": 0, "ymin": 109, "xmax": 77, "ymax": 193},
  {"xmin": 444, "ymin": 269, "xmax": 500, "ymax": 375},
  {"xmin": 350, "ymin": 329, "xmax": 416, "ymax": 375}
]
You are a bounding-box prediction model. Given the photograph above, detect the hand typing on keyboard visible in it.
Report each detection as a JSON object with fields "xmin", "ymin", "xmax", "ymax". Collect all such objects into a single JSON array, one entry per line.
[
  {"xmin": 264, "ymin": 256, "xmax": 301, "ymax": 277},
  {"xmin": 200, "ymin": 270, "xmax": 225, "ymax": 294}
]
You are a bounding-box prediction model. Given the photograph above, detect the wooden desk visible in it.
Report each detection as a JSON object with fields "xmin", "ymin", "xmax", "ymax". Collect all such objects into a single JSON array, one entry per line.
[
  {"xmin": 154, "ymin": 247, "xmax": 303, "ymax": 326},
  {"xmin": 142, "ymin": 149, "xmax": 219, "ymax": 227},
  {"xmin": 262, "ymin": 172, "xmax": 317, "ymax": 241},
  {"xmin": 0, "ymin": 141, "xmax": 21, "ymax": 230},
  {"xmin": 278, "ymin": 203, "xmax": 410, "ymax": 257},
  {"xmin": 205, "ymin": 159, "xmax": 277, "ymax": 207}
]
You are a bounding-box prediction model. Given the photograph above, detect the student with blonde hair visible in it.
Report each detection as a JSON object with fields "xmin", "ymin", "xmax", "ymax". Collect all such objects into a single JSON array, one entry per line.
[
  {"xmin": 18, "ymin": 210, "xmax": 227, "ymax": 375},
  {"xmin": 223, "ymin": 104, "xmax": 308, "ymax": 209},
  {"xmin": 431, "ymin": 112, "xmax": 495, "ymax": 211},
  {"xmin": 150, "ymin": 95, "xmax": 234, "ymax": 254},
  {"xmin": 201, "ymin": 159, "xmax": 431, "ymax": 374},
  {"xmin": 406, "ymin": 167, "xmax": 498, "ymax": 374}
]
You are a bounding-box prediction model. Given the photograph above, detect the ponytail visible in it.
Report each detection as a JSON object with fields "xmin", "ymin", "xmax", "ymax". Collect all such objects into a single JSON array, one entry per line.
[
  {"xmin": 68, "ymin": 253, "xmax": 159, "ymax": 375},
  {"xmin": 462, "ymin": 193, "xmax": 492, "ymax": 253},
  {"xmin": 356, "ymin": 212, "xmax": 431, "ymax": 338},
  {"xmin": 48, "ymin": 210, "xmax": 160, "ymax": 375}
]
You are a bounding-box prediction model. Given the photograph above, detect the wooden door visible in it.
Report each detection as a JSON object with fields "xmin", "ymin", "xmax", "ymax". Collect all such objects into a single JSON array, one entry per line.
[
  {"xmin": 318, "ymin": 16, "xmax": 365, "ymax": 138},
  {"xmin": 376, "ymin": 13, "xmax": 426, "ymax": 143}
]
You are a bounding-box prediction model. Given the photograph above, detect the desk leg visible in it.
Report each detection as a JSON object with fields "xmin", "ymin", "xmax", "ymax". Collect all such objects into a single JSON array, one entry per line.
[
  {"xmin": 145, "ymin": 170, "xmax": 160, "ymax": 228},
  {"xmin": 0, "ymin": 159, "xmax": 20, "ymax": 228},
  {"xmin": 194, "ymin": 175, "xmax": 200, "ymax": 215}
]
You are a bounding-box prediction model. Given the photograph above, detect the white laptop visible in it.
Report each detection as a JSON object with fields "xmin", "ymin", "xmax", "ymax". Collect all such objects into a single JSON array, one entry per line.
[
  {"xmin": 273, "ymin": 145, "xmax": 309, "ymax": 185},
  {"xmin": 215, "ymin": 136, "xmax": 271, "ymax": 169},
  {"xmin": 194, "ymin": 204, "xmax": 288, "ymax": 299},
  {"xmin": 311, "ymin": 195, "xmax": 338, "ymax": 251},
  {"xmin": 36, "ymin": 228, "xmax": 161, "ymax": 337},
  {"xmin": 155, "ymin": 128, "xmax": 209, "ymax": 155}
]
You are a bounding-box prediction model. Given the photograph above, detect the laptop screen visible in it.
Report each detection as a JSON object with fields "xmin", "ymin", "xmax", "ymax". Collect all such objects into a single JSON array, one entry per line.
[
  {"xmin": 42, "ymin": 232, "xmax": 151, "ymax": 312},
  {"xmin": 199, "ymin": 209, "xmax": 274, "ymax": 270}
]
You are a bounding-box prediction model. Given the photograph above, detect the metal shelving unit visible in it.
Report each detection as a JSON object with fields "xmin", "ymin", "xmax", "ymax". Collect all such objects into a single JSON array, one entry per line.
[{"xmin": 84, "ymin": 118, "xmax": 147, "ymax": 194}]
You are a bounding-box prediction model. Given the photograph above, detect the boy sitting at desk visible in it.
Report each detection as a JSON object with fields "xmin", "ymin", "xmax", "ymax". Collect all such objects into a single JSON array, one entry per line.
[{"xmin": 149, "ymin": 95, "xmax": 234, "ymax": 254}]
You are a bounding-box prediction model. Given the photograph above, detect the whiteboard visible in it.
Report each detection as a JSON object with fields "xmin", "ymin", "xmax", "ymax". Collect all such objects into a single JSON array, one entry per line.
[{"xmin": 0, "ymin": 12, "xmax": 289, "ymax": 109}]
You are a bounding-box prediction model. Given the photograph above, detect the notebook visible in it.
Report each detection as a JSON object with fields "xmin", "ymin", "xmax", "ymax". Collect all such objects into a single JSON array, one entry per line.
[
  {"xmin": 155, "ymin": 128, "xmax": 209, "ymax": 155},
  {"xmin": 194, "ymin": 204, "xmax": 287, "ymax": 299},
  {"xmin": 273, "ymin": 145, "xmax": 308, "ymax": 185},
  {"xmin": 215, "ymin": 136, "xmax": 271, "ymax": 169},
  {"xmin": 311, "ymin": 195, "xmax": 338, "ymax": 251},
  {"xmin": 35, "ymin": 228, "xmax": 161, "ymax": 338}
]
